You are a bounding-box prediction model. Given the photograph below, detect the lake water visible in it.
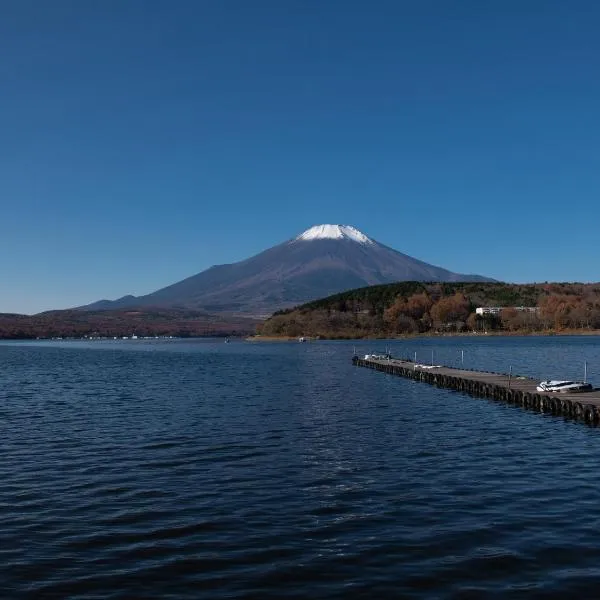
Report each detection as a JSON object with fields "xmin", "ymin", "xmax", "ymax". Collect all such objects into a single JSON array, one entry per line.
[{"xmin": 2, "ymin": 335, "xmax": 600, "ymax": 599}]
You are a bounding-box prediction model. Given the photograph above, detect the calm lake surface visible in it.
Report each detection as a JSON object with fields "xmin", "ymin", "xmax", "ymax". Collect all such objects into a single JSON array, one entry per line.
[{"xmin": 3, "ymin": 335, "xmax": 600, "ymax": 599}]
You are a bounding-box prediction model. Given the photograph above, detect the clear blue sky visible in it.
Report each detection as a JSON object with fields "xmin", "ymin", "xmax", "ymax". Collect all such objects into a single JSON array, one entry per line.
[{"xmin": 2, "ymin": 1, "xmax": 599, "ymax": 314}]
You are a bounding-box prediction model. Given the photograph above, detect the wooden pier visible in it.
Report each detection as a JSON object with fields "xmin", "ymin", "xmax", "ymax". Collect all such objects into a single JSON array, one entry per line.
[{"xmin": 352, "ymin": 355, "xmax": 600, "ymax": 425}]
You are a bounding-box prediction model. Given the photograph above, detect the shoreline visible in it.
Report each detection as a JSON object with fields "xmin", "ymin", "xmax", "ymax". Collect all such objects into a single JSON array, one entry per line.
[{"xmin": 246, "ymin": 329, "xmax": 600, "ymax": 342}]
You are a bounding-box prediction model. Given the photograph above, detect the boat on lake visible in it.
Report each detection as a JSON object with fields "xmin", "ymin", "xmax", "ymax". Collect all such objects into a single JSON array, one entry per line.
[
  {"xmin": 364, "ymin": 353, "xmax": 392, "ymax": 360},
  {"xmin": 536, "ymin": 380, "xmax": 593, "ymax": 393}
]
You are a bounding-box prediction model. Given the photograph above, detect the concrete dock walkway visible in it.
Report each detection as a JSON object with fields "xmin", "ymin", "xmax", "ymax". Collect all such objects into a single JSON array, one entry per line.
[{"xmin": 353, "ymin": 355, "xmax": 600, "ymax": 425}]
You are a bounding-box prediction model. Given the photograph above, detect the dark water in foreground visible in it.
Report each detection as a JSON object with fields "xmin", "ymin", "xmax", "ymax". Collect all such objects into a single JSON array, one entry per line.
[{"xmin": 3, "ymin": 335, "xmax": 600, "ymax": 599}]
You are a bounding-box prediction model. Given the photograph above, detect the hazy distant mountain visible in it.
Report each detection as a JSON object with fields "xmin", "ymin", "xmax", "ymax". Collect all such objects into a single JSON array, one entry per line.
[{"xmin": 81, "ymin": 224, "xmax": 494, "ymax": 316}]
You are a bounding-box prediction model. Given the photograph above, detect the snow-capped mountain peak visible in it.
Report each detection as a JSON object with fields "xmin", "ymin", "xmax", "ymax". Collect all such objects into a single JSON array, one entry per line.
[
  {"xmin": 294, "ymin": 224, "xmax": 374, "ymax": 245},
  {"xmin": 81, "ymin": 222, "xmax": 493, "ymax": 315}
]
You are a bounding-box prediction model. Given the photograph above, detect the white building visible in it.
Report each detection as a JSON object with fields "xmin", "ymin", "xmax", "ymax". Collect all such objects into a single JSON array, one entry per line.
[
  {"xmin": 476, "ymin": 306, "xmax": 502, "ymax": 316},
  {"xmin": 475, "ymin": 306, "xmax": 539, "ymax": 316}
]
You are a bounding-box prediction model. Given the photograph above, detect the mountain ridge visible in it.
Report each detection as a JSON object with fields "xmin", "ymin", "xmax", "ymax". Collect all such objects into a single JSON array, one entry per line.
[{"xmin": 80, "ymin": 224, "xmax": 495, "ymax": 315}]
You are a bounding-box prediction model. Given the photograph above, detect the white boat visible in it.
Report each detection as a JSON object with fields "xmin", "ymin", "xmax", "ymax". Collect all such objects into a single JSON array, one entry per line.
[{"xmin": 536, "ymin": 380, "xmax": 593, "ymax": 393}]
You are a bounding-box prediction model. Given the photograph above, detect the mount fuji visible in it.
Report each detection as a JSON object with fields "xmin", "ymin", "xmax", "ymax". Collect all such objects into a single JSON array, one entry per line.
[{"xmin": 82, "ymin": 225, "xmax": 494, "ymax": 316}]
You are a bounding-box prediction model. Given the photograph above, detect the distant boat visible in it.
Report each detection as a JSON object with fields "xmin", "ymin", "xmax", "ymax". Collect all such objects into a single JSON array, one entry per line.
[
  {"xmin": 224, "ymin": 338, "xmax": 230, "ymax": 343},
  {"xmin": 536, "ymin": 380, "xmax": 593, "ymax": 393},
  {"xmin": 298, "ymin": 337, "xmax": 306, "ymax": 342}
]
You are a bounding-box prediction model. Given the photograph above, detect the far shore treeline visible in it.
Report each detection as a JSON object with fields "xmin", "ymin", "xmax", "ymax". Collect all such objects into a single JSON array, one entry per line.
[
  {"xmin": 258, "ymin": 282, "xmax": 600, "ymax": 339},
  {"xmin": 0, "ymin": 309, "xmax": 258, "ymax": 340},
  {"xmin": 4, "ymin": 282, "xmax": 600, "ymax": 341}
]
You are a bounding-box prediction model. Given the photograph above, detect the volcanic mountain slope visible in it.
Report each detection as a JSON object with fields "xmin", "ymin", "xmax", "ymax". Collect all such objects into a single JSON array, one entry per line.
[{"xmin": 82, "ymin": 225, "xmax": 494, "ymax": 316}]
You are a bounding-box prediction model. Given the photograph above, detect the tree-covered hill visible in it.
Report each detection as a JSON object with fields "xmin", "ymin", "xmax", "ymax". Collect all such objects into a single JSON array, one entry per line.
[{"xmin": 259, "ymin": 282, "xmax": 600, "ymax": 338}]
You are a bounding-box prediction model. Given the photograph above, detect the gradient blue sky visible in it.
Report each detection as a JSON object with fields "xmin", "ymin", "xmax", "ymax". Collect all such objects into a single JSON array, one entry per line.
[{"xmin": 2, "ymin": 1, "xmax": 599, "ymax": 314}]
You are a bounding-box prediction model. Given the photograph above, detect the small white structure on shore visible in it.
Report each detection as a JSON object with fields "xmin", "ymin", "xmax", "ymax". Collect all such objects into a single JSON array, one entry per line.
[{"xmin": 475, "ymin": 306, "xmax": 539, "ymax": 316}]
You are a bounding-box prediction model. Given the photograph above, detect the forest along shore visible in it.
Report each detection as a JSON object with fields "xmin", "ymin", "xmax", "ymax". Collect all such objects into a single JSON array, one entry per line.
[{"xmin": 258, "ymin": 282, "xmax": 600, "ymax": 339}]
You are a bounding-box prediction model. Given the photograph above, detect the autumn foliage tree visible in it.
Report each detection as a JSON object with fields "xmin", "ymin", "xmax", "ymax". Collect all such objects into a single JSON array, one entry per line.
[
  {"xmin": 383, "ymin": 292, "xmax": 433, "ymax": 333},
  {"xmin": 406, "ymin": 292, "xmax": 433, "ymax": 319},
  {"xmin": 430, "ymin": 293, "xmax": 470, "ymax": 330},
  {"xmin": 539, "ymin": 294, "xmax": 581, "ymax": 329}
]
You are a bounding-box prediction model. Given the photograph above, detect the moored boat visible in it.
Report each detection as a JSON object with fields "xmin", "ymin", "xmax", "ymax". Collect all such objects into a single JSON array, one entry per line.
[
  {"xmin": 536, "ymin": 380, "xmax": 593, "ymax": 393},
  {"xmin": 364, "ymin": 353, "xmax": 392, "ymax": 360}
]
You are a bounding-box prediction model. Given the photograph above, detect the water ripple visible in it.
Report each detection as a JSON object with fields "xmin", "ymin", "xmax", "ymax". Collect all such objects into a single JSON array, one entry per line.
[{"xmin": 3, "ymin": 337, "xmax": 600, "ymax": 598}]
